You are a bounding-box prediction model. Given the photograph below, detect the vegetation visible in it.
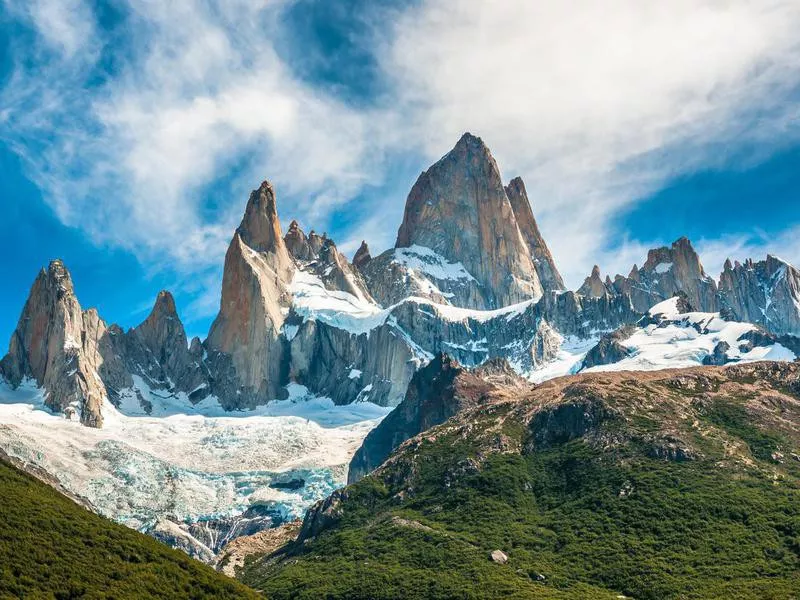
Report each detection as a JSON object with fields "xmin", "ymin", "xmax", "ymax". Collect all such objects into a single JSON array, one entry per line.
[
  {"xmin": 240, "ymin": 370, "xmax": 800, "ymax": 599},
  {"xmin": 0, "ymin": 458, "xmax": 260, "ymax": 600}
]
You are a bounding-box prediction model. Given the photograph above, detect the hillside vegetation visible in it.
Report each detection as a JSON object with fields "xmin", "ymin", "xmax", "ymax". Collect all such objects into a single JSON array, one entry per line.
[
  {"xmin": 240, "ymin": 361, "xmax": 800, "ymax": 600},
  {"xmin": 0, "ymin": 456, "xmax": 260, "ymax": 600}
]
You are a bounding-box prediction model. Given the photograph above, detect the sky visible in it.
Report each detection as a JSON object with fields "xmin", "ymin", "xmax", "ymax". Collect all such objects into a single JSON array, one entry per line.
[{"xmin": 1, "ymin": 0, "xmax": 800, "ymax": 346}]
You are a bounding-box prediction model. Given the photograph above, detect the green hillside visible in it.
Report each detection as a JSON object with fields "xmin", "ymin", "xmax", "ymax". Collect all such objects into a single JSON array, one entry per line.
[
  {"xmin": 0, "ymin": 457, "xmax": 260, "ymax": 600},
  {"xmin": 240, "ymin": 363, "xmax": 800, "ymax": 600}
]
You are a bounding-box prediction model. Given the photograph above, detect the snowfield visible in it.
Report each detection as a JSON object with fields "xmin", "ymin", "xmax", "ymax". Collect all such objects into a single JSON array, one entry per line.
[{"xmin": 0, "ymin": 380, "xmax": 389, "ymax": 535}]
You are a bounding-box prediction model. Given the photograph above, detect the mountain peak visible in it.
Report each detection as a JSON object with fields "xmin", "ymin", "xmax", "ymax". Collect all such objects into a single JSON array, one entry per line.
[
  {"xmin": 505, "ymin": 176, "xmax": 565, "ymax": 292},
  {"xmin": 394, "ymin": 133, "xmax": 543, "ymax": 309},
  {"xmin": 151, "ymin": 290, "xmax": 177, "ymax": 317},
  {"xmin": 237, "ymin": 180, "xmax": 284, "ymax": 253},
  {"xmin": 46, "ymin": 259, "xmax": 74, "ymax": 297},
  {"xmin": 454, "ymin": 131, "xmax": 489, "ymax": 153}
]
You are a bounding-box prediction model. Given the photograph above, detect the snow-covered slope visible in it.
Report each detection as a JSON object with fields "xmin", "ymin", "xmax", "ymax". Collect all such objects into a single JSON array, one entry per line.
[
  {"xmin": 0, "ymin": 379, "xmax": 389, "ymax": 561},
  {"xmin": 581, "ymin": 298, "xmax": 796, "ymax": 374}
]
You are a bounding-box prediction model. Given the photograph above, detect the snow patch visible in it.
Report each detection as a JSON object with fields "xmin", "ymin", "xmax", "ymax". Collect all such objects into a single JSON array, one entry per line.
[
  {"xmin": 654, "ymin": 262, "xmax": 673, "ymax": 274},
  {"xmin": 391, "ymin": 245, "xmax": 476, "ymax": 282}
]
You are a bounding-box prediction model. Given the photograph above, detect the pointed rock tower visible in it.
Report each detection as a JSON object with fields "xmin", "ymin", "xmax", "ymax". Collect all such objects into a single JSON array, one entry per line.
[
  {"xmin": 130, "ymin": 290, "xmax": 208, "ymax": 397},
  {"xmin": 352, "ymin": 241, "xmax": 372, "ymax": 271},
  {"xmin": 504, "ymin": 176, "xmax": 565, "ymax": 293},
  {"xmin": 0, "ymin": 260, "xmax": 106, "ymax": 426},
  {"xmin": 395, "ymin": 133, "xmax": 544, "ymax": 309},
  {"xmin": 205, "ymin": 181, "xmax": 295, "ymax": 407},
  {"xmin": 577, "ymin": 265, "xmax": 611, "ymax": 298}
]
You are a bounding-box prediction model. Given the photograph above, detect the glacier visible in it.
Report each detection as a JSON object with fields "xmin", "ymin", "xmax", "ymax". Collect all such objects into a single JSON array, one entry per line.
[{"xmin": 0, "ymin": 379, "xmax": 389, "ymax": 560}]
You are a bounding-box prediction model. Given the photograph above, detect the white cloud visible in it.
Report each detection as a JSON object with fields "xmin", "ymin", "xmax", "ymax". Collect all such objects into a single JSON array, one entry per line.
[
  {"xmin": 3, "ymin": 0, "xmax": 800, "ymax": 322},
  {"xmin": 1, "ymin": 0, "xmax": 393, "ymax": 320},
  {"xmin": 383, "ymin": 0, "xmax": 800, "ymax": 286}
]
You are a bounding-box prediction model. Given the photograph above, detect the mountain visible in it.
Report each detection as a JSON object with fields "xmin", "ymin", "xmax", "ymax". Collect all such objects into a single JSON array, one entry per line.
[
  {"xmin": 591, "ymin": 237, "xmax": 719, "ymax": 312},
  {"xmin": 0, "ymin": 454, "xmax": 258, "ymax": 599},
  {"xmin": 205, "ymin": 180, "xmax": 294, "ymax": 408},
  {"xmin": 375, "ymin": 132, "xmax": 546, "ymax": 309},
  {"xmin": 719, "ymin": 255, "xmax": 800, "ymax": 336},
  {"xmin": 0, "ymin": 261, "xmax": 212, "ymax": 427},
  {"xmin": 3, "ymin": 132, "xmax": 800, "ymax": 428},
  {"xmin": 504, "ymin": 176, "xmax": 565, "ymax": 293},
  {"xmin": 238, "ymin": 359, "xmax": 800, "ymax": 599},
  {"xmin": 578, "ymin": 296, "xmax": 799, "ymax": 372}
]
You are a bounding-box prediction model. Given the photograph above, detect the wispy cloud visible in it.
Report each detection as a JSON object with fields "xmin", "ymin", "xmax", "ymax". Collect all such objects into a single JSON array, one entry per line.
[
  {"xmin": 2, "ymin": 0, "xmax": 800, "ymax": 319},
  {"xmin": 1, "ymin": 0, "xmax": 393, "ymax": 317},
  {"xmin": 383, "ymin": 0, "xmax": 800, "ymax": 285}
]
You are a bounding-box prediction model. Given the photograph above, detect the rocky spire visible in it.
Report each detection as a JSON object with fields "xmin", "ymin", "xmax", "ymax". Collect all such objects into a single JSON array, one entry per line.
[
  {"xmin": 206, "ymin": 181, "xmax": 295, "ymax": 408},
  {"xmin": 394, "ymin": 132, "xmax": 543, "ymax": 309},
  {"xmin": 237, "ymin": 181, "xmax": 285, "ymax": 254},
  {"xmin": 352, "ymin": 241, "xmax": 371, "ymax": 270},
  {"xmin": 577, "ymin": 265, "xmax": 610, "ymax": 298},
  {"xmin": 504, "ymin": 176, "xmax": 565, "ymax": 292},
  {"xmin": 0, "ymin": 260, "xmax": 106, "ymax": 427}
]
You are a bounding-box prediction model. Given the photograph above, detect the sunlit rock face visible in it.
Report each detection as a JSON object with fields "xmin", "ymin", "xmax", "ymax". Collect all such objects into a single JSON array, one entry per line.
[
  {"xmin": 395, "ymin": 132, "xmax": 543, "ymax": 309},
  {"xmin": 205, "ymin": 181, "xmax": 295, "ymax": 409}
]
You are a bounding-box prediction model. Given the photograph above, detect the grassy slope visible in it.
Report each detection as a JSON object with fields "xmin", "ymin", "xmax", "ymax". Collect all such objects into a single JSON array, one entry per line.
[
  {"xmin": 241, "ymin": 368, "xmax": 800, "ymax": 600},
  {"xmin": 0, "ymin": 458, "xmax": 260, "ymax": 600}
]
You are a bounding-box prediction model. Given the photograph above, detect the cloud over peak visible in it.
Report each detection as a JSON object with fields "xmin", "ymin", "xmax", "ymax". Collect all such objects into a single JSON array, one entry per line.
[{"xmin": 2, "ymin": 0, "xmax": 800, "ymax": 321}]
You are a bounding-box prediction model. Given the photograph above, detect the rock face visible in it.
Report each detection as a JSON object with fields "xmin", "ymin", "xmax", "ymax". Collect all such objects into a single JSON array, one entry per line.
[
  {"xmin": 394, "ymin": 133, "xmax": 543, "ymax": 309},
  {"xmin": 577, "ymin": 265, "xmax": 612, "ymax": 298},
  {"xmin": 129, "ymin": 291, "xmax": 208, "ymax": 399},
  {"xmin": 719, "ymin": 255, "xmax": 800, "ymax": 336},
  {"xmin": 348, "ymin": 355, "xmax": 495, "ymax": 483},
  {"xmin": 0, "ymin": 262, "xmax": 211, "ymax": 427},
  {"xmin": 352, "ymin": 241, "xmax": 371, "ymax": 271},
  {"xmin": 205, "ymin": 181, "xmax": 295, "ymax": 408},
  {"xmin": 580, "ymin": 326, "xmax": 635, "ymax": 369},
  {"xmin": 608, "ymin": 238, "xmax": 718, "ymax": 313},
  {"xmin": 0, "ymin": 261, "xmax": 106, "ymax": 426},
  {"xmin": 504, "ymin": 176, "xmax": 565, "ymax": 293}
]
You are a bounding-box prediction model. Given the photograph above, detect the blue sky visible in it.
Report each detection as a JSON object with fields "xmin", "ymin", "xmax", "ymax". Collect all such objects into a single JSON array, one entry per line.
[{"xmin": 1, "ymin": 0, "xmax": 799, "ymax": 346}]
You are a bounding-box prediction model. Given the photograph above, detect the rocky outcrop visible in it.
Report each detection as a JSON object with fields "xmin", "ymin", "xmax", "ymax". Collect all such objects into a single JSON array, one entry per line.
[
  {"xmin": 577, "ymin": 265, "xmax": 612, "ymax": 298},
  {"xmin": 581, "ymin": 326, "xmax": 635, "ymax": 369},
  {"xmin": 352, "ymin": 241, "xmax": 371, "ymax": 271},
  {"xmin": 394, "ymin": 133, "xmax": 543, "ymax": 309},
  {"xmin": 205, "ymin": 181, "xmax": 295, "ymax": 408},
  {"xmin": 504, "ymin": 176, "xmax": 565, "ymax": 293},
  {"xmin": 0, "ymin": 261, "xmax": 214, "ymax": 426},
  {"xmin": 719, "ymin": 255, "xmax": 800, "ymax": 336},
  {"xmin": 0, "ymin": 260, "xmax": 107, "ymax": 426},
  {"xmin": 609, "ymin": 238, "xmax": 718, "ymax": 313},
  {"xmin": 348, "ymin": 355, "xmax": 495, "ymax": 483}
]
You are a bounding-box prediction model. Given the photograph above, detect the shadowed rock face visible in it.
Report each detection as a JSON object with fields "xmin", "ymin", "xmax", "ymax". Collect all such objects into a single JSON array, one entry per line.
[
  {"xmin": 505, "ymin": 176, "xmax": 565, "ymax": 293},
  {"xmin": 206, "ymin": 181, "xmax": 295, "ymax": 408},
  {"xmin": 719, "ymin": 255, "xmax": 800, "ymax": 336},
  {"xmin": 395, "ymin": 133, "xmax": 543, "ymax": 309},
  {"xmin": 352, "ymin": 241, "xmax": 371, "ymax": 271},
  {"xmin": 347, "ymin": 354, "xmax": 495, "ymax": 483}
]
